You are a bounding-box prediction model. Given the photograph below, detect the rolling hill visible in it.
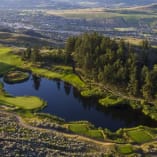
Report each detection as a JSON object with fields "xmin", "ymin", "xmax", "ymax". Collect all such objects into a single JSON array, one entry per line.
[
  {"xmin": 0, "ymin": 31, "xmax": 62, "ymax": 47},
  {"xmin": 0, "ymin": 0, "xmax": 156, "ymax": 9}
]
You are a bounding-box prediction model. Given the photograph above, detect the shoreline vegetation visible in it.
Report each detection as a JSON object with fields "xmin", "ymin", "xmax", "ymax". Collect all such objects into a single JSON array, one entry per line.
[
  {"xmin": 0, "ymin": 81, "xmax": 46, "ymax": 111},
  {"xmin": 0, "ymin": 35, "xmax": 157, "ymax": 155},
  {"xmin": 3, "ymin": 70, "xmax": 30, "ymax": 84},
  {"xmin": 0, "ymin": 44, "xmax": 157, "ymax": 123},
  {"xmin": 0, "ymin": 43, "xmax": 157, "ymax": 122}
]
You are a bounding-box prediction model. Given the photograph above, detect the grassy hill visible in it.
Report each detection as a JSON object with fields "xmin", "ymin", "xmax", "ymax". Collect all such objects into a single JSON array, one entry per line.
[{"xmin": 0, "ymin": 32, "xmax": 62, "ymax": 47}]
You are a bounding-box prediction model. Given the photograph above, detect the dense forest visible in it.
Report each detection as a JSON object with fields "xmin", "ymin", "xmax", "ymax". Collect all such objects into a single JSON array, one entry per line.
[
  {"xmin": 65, "ymin": 33, "xmax": 157, "ymax": 100},
  {"xmin": 23, "ymin": 33, "xmax": 157, "ymax": 101}
]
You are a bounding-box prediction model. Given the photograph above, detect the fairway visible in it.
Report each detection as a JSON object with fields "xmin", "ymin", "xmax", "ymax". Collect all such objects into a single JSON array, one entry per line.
[
  {"xmin": 0, "ymin": 47, "xmax": 25, "ymax": 75},
  {"xmin": 127, "ymin": 129, "xmax": 153, "ymax": 143},
  {"xmin": 0, "ymin": 96, "xmax": 45, "ymax": 110}
]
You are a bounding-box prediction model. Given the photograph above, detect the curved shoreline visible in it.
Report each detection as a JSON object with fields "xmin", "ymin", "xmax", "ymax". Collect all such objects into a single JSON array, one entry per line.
[{"xmin": 29, "ymin": 65, "xmax": 157, "ymax": 122}]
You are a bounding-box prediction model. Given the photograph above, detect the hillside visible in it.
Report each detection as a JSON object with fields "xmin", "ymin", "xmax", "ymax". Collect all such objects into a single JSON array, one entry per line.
[
  {"xmin": 0, "ymin": 0, "xmax": 156, "ymax": 9},
  {"xmin": 130, "ymin": 3, "xmax": 157, "ymax": 11},
  {"xmin": 0, "ymin": 31, "xmax": 62, "ymax": 47}
]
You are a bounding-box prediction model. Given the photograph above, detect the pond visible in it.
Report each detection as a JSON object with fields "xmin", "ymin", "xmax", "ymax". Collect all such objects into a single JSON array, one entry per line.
[{"xmin": 2, "ymin": 75, "xmax": 157, "ymax": 131}]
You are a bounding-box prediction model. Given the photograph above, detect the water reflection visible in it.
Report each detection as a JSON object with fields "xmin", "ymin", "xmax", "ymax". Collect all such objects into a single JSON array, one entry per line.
[
  {"xmin": 64, "ymin": 82, "xmax": 71, "ymax": 96},
  {"xmin": 2, "ymin": 76, "xmax": 157, "ymax": 131},
  {"xmin": 32, "ymin": 75, "xmax": 41, "ymax": 90}
]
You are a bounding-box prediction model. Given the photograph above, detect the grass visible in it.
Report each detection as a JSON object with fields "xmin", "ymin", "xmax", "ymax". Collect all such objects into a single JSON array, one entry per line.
[
  {"xmin": 117, "ymin": 144, "xmax": 133, "ymax": 154},
  {"xmin": 68, "ymin": 123, "xmax": 104, "ymax": 140},
  {"xmin": 0, "ymin": 32, "xmax": 56, "ymax": 47},
  {"xmin": 81, "ymin": 88, "xmax": 103, "ymax": 97},
  {"xmin": 68, "ymin": 123, "xmax": 89, "ymax": 134},
  {"xmin": 0, "ymin": 46, "xmax": 85, "ymax": 112},
  {"xmin": 0, "ymin": 47, "xmax": 85, "ymax": 90},
  {"xmin": 0, "ymin": 95, "xmax": 45, "ymax": 110},
  {"xmin": 0, "ymin": 83, "xmax": 45, "ymax": 111},
  {"xmin": 123, "ymin": 37, "xmax": 143, "ymax": 46},
  {"xmin": 45, "ymin": 8, "xmax": 157, "ymax": 20},
  {"xmin": 87, "ymin": 130, "xmax": 104, "ymax": 139},
  {"xmin": 31, "ymin": 66, "xmax": 85, "ymax": 90},
  {"xmin": 99, "ymin": 96, "xmax": 127, "ymax": 107},
  {"xmin": 114, "ymin": 27, "xmax": 136, "ymax": 32},
  {"xmin": 4, "ymin": 70, "xmax": 30, "ymax": 84},
  {"xmin": 127, "ymin": 129, "xmax": 153, "ymax": 143},
  {"xmin": 0, "ymin": 47, "xmax": 25, "ymax": 75}
]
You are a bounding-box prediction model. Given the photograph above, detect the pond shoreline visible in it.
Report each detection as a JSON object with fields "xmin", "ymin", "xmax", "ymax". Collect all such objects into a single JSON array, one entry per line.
[{"xmin": 1, "ymin": 70, "xmax": 157, "ymax": 132}]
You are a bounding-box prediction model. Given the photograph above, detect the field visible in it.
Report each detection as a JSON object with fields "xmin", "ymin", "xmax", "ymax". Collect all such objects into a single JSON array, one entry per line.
[
  {"xmin": 0, "ymin": 32, "xmax": 60, "ymax": 47},
  {"xmin": 45, "ymin": 7, "xmax": 157, "ymax": 20},
  {"xmin": 67, "ymin": 122, "xmax": 104, "ymax": 140},
  {"xmin": 0, "ymin": 47, "xmax": 24, "ymax": 75},
  {"xmin": 127, "ymin": 129, "xmax": 153, "ymax": 143},
  {"xmin": 117, "ymin": 144, "xmax": 133, "ymax": 154}
]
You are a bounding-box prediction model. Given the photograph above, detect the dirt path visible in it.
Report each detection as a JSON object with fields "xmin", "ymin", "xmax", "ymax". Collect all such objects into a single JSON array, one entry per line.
[
  {"xmin": 1, "ymin": 110, "xmax": 114, "ymax": 147},
  {"xmin": 16, "ymin": 115, "xmax": 114, "ymax": 147}
]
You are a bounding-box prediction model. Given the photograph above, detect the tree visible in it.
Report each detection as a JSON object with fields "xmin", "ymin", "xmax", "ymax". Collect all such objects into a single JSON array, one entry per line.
[
  {"xmin": 128, "ymin": 66, "xmax": 139, "ymax": 96},
  {"xmin": 31, "ymin": 47, "xmax": 40, "ymax": 63},
  {"xmin": 141, "ymin": 69, "xmax": 152, "ymax": 100},
  {"xmin": 22, "ymin": 47, "xmax": 32, "ymax": 60},
  {"xmin": 26, "ymin": 47, "xmax": 32, "ymax": 59},
  {"xmin": 141, "ymin": 39, "xmax": 150, "ymax": 50}
]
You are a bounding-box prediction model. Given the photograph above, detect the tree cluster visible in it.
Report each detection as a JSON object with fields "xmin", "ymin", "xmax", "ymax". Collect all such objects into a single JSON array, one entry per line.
[
  {"xmin": 65, "ymin": 33, "xmax": 157, "ymax": 100},
  {"xmin": 22, "ymin": 47, "xmax": 41, "ymax": 62}
]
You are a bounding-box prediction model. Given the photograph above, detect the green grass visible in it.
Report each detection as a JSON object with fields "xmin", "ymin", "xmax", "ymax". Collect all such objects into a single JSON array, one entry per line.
[
  {"xmin": 0, "ymin": 32, "xmax": 55, "ymax": 47},
  {"xmin": 117, "ymin": 144, "xmax": 133, "ymax": 154},
  {"xmin": 4, "ymin": 70, "xmax": 30, "ymax": 84},
  {"xmin": 0, "ymin": 47, "xmax": 25, "ymax": 75},
  {"xmin": 31, "ymin": 66, "xmax": 85, "ymax": 90},
  {"xmin": 0, "ymin": 47, "xmax": 85, "ymax": 89},
  {"xmin": 0, "ymin": 76, "xmax": 45, "ymax": 111},
  {"xmin": 68, "ymin": 123, "xmax": 89, "ymax": 134},
  {"xmin": 127, "ymin": 129, "xmax": 153, "ymax": 143},
  {"xmin": 99, "ymin": 96, "xmax": 127, "ymax": 107},
  {"xmin": 87, "ymin": 130, "xmax": 103, "ymax": 139},
  {"xmin": 68, "ymin": 123, "xmax": 104, "ymax": 140},
  {"xmin": 0, "ymin": 96, "xmax": 45, "ymax": 110},
  {"xmin": 0, "ymin": 46, "xmax": 86, "ymax": 112},
  {"xmin": 81, "ymin": 88, "xmax": 103, "ymax": 97}
]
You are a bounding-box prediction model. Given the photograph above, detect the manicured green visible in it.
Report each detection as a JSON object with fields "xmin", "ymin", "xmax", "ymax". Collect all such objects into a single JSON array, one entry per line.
[
  {"xmin": 31, "ymin": 66, "xmax": 85, "ymax": 90},
  {"xmin": 0, "ymin": 95, "xmax": 45, "ymax": 110},
  {"xmin": 127, "ymin": 129, "xmax": 153, "ymax": 143},
  {"xmin": 81, "ymin": 88, "xmax": 103, "ymax": 97},
  {"xmin": 0, "ymin": 47, "xmax": 25, "ymax": 75},
  {"xmin": 117, "ymin": 144, "xmax": 133, "ymax": 154},
  {"xmin": 68, "ymin": 123, "xmax": 89, "ymax": 134},
  {"xmin": 68, "ymin": 123, "xmax": 104, "ymax": 140},
  {"xmin": 87, "ymin": 130, "xmax": 103, "ymax": 139},
  {"xmin": 99, "ymin": 96, "xmax": 127, "ymax": 107}
]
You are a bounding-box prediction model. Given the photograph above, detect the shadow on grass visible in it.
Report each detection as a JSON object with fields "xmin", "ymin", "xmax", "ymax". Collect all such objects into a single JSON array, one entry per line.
[
  {"xmin": 0, "ymin": 62, "xmax": 17, "ymax": 76},
  {"xmin": 0, "ymin": 62, "xmax": 30, "ymax": 76}
]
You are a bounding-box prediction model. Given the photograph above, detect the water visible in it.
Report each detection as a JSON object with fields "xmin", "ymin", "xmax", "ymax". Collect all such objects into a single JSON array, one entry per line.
[{"xmin": 2, "ymin": 75, "xmax": 157, "ymax": 131}]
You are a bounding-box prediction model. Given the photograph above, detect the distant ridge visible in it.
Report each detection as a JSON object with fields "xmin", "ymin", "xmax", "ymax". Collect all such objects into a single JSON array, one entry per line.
[
  {"xmin": 0, "ymin": 0, "xmax": 156, "ymax": 9},
  {"xmin": 137, "ymin": 3, "xmax": 157, "ymax": 11}
]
